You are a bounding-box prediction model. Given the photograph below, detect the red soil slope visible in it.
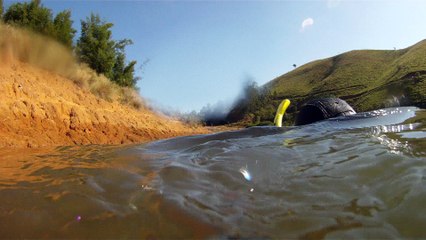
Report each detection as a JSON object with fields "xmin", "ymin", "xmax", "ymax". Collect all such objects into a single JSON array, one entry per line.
[{"xmin": 0, "ymin": 62, "xmax": 208, "ymax": 148}]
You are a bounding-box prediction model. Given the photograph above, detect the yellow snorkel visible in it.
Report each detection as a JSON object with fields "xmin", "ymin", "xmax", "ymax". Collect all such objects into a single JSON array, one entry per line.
[{"xmin": 274, "ymin": 99, "xmax": 291, "ymax": 127}]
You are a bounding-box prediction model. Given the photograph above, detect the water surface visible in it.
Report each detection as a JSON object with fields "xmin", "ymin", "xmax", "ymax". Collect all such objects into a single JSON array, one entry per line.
[{"xmin": 0, "ymin": 107, "xmax": 425, "ymax": 239}]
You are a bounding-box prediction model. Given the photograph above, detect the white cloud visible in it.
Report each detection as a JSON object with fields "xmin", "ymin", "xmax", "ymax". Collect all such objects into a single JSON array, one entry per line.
[{"xmin": 300, "ymin": 18, "xmax": 314, "ymax": 32}]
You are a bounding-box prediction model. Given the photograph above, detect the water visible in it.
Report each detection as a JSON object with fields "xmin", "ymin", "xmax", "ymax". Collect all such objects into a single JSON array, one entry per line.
[{"xmin": 0, "ymin": 107, "xmax": 425, "ymax": 239}]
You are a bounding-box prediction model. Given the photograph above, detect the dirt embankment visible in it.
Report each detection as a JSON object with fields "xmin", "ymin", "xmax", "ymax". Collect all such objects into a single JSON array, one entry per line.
[{"xmin": 0, "ymin": 61, "xmax": 208, "ymax": 148}]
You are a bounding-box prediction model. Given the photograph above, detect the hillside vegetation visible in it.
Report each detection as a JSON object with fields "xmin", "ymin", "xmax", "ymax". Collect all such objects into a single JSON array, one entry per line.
[
  {"xmin": 0, "ymin": 23, "xmax": 143, "ymax": 108},
  {"xmin": 1, "ymin": 0, "xmax": 139, "ymax": 89},
  {"xmin": 227, "ymin": 40, "xmax": 426, "ymax": 125},
  {"xmin": 0, "ymin": 24, "xmax": 207, "ymax": 148},
  {"xmin": 0, "ymin": 1, "xmax": 211, "ymax": 148}
]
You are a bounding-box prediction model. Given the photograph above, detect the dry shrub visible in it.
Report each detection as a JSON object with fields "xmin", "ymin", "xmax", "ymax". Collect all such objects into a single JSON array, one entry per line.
[
  {"xmin": 120, "ymin": 87, "xmax": 146, "ymax": 110},
  {"xmin": 67, "ymin": 63, "xmax": 91, "ymax": 89},
  {"xmin": 89, "ymin": 74, "xmax": 119, "ymax": 102},
  {"xmin": 0, "ymin": 24, "xmax": 75, "ymax": 75},
  {"xmin": 0, "ymin": 23, "xmax": 144, "ymax": 110},
  {"xmin": 69, "ymin": 63, "xmax": 123, "ymax": 102}
]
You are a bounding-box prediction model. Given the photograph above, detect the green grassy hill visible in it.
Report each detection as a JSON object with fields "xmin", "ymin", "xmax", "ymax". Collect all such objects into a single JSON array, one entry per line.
[{"xmin": 227, "ymin": 40, "xmax": 426, "ymax": 125}]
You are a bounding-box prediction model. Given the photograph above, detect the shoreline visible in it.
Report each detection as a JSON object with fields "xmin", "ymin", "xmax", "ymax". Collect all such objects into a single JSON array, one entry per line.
[{"xmin": 0, "ymin": 61, "xmax": 209, "ymax": 148}]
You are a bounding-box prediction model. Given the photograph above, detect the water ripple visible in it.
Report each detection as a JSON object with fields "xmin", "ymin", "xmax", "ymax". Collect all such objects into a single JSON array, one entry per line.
[{"xmin": 0, "ymin": 107, "xmax": 424, "ymax": 238}]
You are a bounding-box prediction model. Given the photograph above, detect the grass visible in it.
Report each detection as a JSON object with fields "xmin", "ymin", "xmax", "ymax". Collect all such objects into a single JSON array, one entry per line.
[
  {"xmin": 233, "ymin": 40, "xmax": 426, "ymax": 125},
  {"xmin": 0, "ymin": 23, "xmax": 144, "ymax": 110}
]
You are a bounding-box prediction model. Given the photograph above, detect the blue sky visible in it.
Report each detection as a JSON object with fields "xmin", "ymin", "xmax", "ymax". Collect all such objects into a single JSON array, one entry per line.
[{"xmin": 5, "ymin": 0, "xmax": 426, "ymax": 112}]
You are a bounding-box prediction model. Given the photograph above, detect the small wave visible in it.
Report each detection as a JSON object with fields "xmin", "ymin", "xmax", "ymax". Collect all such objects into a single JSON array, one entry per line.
[{"xmin": 0, "ymin": 107, "xmax": 424, "ymax": 238}]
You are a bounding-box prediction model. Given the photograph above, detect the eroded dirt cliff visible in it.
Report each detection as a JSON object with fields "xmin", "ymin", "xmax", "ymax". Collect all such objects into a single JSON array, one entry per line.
[{"xmin": 0, "ymin": 62, "xmax": 207, "ymax": 148}]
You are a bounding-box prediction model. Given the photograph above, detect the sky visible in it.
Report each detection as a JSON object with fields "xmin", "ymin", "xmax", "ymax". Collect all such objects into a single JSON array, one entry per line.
[{"xmin": 5, "ymin": 0, "xmax": 426, "ymax": 112}]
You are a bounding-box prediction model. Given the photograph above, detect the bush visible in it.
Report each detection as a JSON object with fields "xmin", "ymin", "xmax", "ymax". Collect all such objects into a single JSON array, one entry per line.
[
  {"xmin": 120, "ymin": 87, "xmax": 145, "ymax": 110},
  {"xmin": 0, "ymin": 23, "xmax": 145, "ymax": 110}
]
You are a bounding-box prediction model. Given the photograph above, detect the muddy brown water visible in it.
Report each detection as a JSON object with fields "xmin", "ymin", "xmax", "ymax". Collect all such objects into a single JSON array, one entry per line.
[{"xmin": 0, "ymin": 107, "xmax": 425, "ymax": 239}]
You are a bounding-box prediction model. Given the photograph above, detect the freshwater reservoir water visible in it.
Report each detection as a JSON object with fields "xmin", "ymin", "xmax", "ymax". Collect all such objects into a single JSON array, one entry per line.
[{"xmin": 0, "ymin": 107, "xmax": 425, "ymax": 239}]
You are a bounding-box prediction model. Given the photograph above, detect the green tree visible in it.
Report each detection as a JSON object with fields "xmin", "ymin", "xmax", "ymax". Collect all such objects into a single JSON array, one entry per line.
[
  {"xmin": 113, "ymin": 39, "xmax": 139, "ymax": 88},
  {"xmin": 3, "ymin": 1, "xmax": 76, "ymax": 48},
  {"xmin": 76, "ymin": 13, "xmax": 116, "ymax": 80},
  {"xmin": 0, "ymin": 0, "xmax": 4, "ymax": 19},
  {"xmin": 3, "ymin": 0, "xmax": 54, "ymax": 36},
  {"xmin": 53, "ymin": 10, "xmax": 76, "ymax": 48},
  {"xmin": 77, "ymin": 13, "xmax": 139, "ymax": 88}
]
